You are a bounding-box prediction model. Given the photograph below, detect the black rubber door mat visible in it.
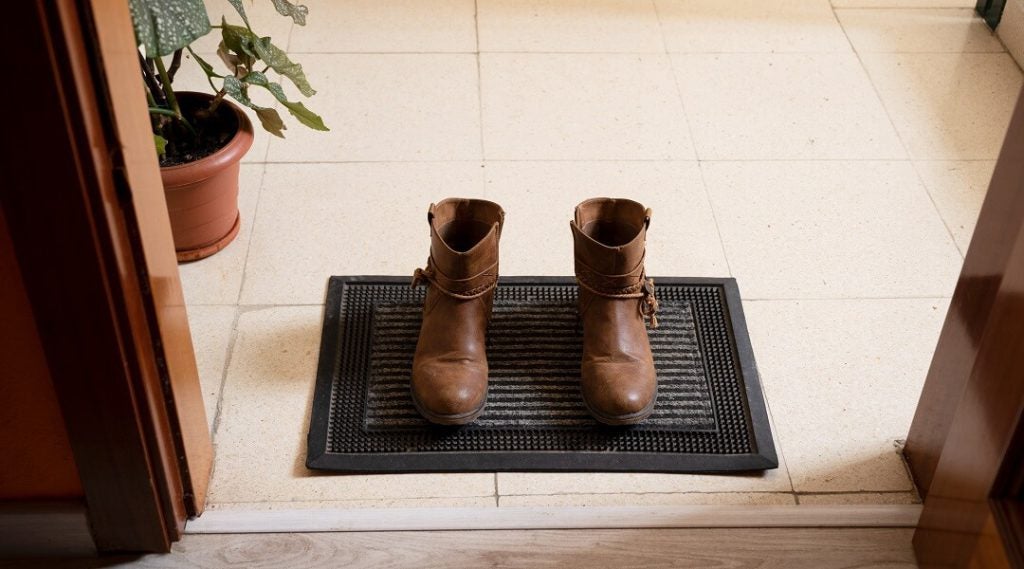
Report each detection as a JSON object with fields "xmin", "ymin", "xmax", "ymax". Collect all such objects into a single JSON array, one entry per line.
[{"xmin": 306, "ymin": 276, "xmax": 777, "ymax": 473}]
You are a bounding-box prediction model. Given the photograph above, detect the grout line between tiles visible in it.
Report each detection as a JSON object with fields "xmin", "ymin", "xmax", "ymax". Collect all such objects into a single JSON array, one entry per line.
[
  {"xmin": 694, "ymin": 162, "xmax": 734, "ymax": 278},
  {"xmin": 833, "ymin": 5, "xmax": 985, "ymax": 9},
  {"xmin": 225, "ymin": 297, "xmax": 953, "ymax": 309},
  {"xmin": 250, "ymin": 158, "xmax": 982, "ymax": 164},
  {"xmin": 234, "ymin": 163, "xmax": 269, "ymax": 305},
  {"xmin": 495, "ymin": 491, "xmax": 793, "ymax": 499},
  {"xmin": 829, "ymin": 4, "xmax": 985, "ymax": 9},
  {"xmin": 473, "ymin": 0, "xmax": 487, "ymax": 162},
  {"xmin": 211, "ymin": 495, "xmax": 500, "ymax": 506},
  {"xmin": 831, "ymin": 4, "xmax": 967, "ymax": 262},
  {"xmin": 653, "ymin": 0, "xmax": 733, "ymax": 278},
  {"xmin": 741, "ymin": 295, "xmax": 950, "ymax": 302},
  {"xmin": 795, "ymin": 490, "xmax": 920, "ymax": 496},
  {"xmin": 282, "ymin": 49, "xmax": 1003, "ymax": 55},
  {"xmin": 204, "ymin": 304, "xmax": 242, "ymax": 494},
  {"xmin": 908, "ymin": 162, "xmax": 969, "ymax": 259}
]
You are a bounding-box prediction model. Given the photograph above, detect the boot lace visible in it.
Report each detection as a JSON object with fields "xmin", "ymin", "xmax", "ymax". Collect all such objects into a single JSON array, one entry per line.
[
  {"xmin": 411, "ymin": 257, "xmax": 498, "ymax": 300},
  {"xmin": 576, "ymin": 272, "xmax": 660, "ymax": 329}
]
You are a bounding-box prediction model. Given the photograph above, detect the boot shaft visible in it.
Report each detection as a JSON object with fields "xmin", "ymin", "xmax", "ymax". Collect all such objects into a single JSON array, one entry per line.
[
  {"xmin": 428, "ymin": 198, "xmax": 504, "ymax": 281},
  {"xmin": 571, "ymin": 198, "xmax": 650, "ymax": 277}
]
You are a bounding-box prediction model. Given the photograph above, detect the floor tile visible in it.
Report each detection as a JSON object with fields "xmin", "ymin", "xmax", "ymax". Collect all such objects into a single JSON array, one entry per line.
[
  {"xmin": 477, "ymin": 0, "xmax": 664, "ymax": 53},
  {"xmin": 672, "ymin": 53, "xmax": 905, "ymax": 160},
  {"xmin": 498, "ymin": 414, "xmax": 793, "ymax": 495},
  {"xmin": 832, "ymin": 0, "xmax": 975, "ymax": 6},
  {"xmin": 914, "ymin": 160, "xmax": 995, "ymax": 255},
  {"xmin": 797, "ymin": 492, "xmax": 920, "ymax": 505},
  {"xmin": 480, "ymin": 54, "xmax": 694, "ymax": 160},
  {"xmin": 499, "ymin": 493, "xmax": 797, "ymax": 507},
  {"xmin": 498, "ymin": 459, "xmax": 792, "ymax": 496},
  {"xmin": 483, "ymin": 161, "xmax": 728, "ymax": 277},
  {"xmin": 185, "ymin": 305, "xmax": 236, "ymax": 433},
  {"xmin": 288, "ymin": 0, "xmax": 477, "ymax": 53},
  {"xmin": 208, "ymin": 306, "xmax": 497, "ymax": 503},
  {"xmin": 861, "ymin": 53, "xmax": 1022, "ymax": 160},
  {"xmin": 744, "ymin": 298, "xmax": 949, "ymax": 492},
  {"xmin": 207, "ymin": 497, "xmax": 498, "ymax": 510},
  {"xmin": 656, "ymin": 0, "xmax": 850, "ymax": 54},
  {"xmin": 702, "ymin": 161, "xmax": 962, "ymax": 299},
  {"xmin": 240, "ymin": 162, "xmax": 485, "ymax": 305},
  {"xmin": 170, "ymin": 54, "xmax": 275, "ymax": 163},
  {"xmin": 193, "ymin": 0, "xmax": 294, "ymax": 53},
  {"xmin": 265, "ymin": 54, "xmax": 481, "ymax": 162},
  {"xmin": 837, "ymin": 9, "xmax": 1004, "ymax": 53},
  {"xmin": 179, "ymin": 164, "xmax": 264, "ymax": 305}
]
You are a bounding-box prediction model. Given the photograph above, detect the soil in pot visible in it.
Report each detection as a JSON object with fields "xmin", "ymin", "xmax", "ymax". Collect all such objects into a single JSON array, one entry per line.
[{"xmin": 158, "ymin": 94, "xmax": 241, "ymax": 167}]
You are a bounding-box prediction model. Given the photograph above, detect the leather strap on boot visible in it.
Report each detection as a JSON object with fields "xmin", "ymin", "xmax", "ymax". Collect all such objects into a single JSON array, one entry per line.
[
  {"xmin": 575, "ymin": 255, "xmax": 659, "ymax": 328},
  {"xmin": 411, "ymin": 256, "xmax": 499, "ymax": 300}
]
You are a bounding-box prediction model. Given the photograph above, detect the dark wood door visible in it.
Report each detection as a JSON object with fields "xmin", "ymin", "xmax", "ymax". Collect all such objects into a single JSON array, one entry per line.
[
  {"xmin": 3, "ymin": 0, "xmax": 212, "ymax": 552},
  {"xmin": 906, "ymin": 85, "xmax": 1024, "ymax": 568}
]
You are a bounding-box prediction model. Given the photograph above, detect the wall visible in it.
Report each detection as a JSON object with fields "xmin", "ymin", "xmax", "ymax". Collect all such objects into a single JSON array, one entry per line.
[
  {"xmin": 999, "ymin": 0, "xmax": 1024, "ymax": 69},
  {"xmin": 0, "ymin": 208, "xmax": 82, "ymax": 499}
]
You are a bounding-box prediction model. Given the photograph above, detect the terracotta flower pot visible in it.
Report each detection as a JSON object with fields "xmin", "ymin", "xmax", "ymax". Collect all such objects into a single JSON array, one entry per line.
[{"xmin": 160, "ymin": 92, "xmax": 254, "ymax": 263}]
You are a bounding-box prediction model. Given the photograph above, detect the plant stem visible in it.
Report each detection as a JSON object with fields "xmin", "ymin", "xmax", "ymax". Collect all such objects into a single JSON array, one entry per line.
[
  {"xmin": 154, "ymin": 56, "xmax": 183, "ymax": 119},
  {"xmin": 139, "ymin": 53, "xmax": 166, "ymax": 106},
  {"xmin": 148, "ymin": 107, "xmax": 198, "ymax": 138},
  {"xmin": 148, "ymin": 107, "xmax": 179, "ymax": 118},
  {"xmin": 186, "ymin": 46, "xmax": 221, "ymax": 93},
  {"xmin": 167, "ymin": 49, "xmax": 183, "ymax": 82}
]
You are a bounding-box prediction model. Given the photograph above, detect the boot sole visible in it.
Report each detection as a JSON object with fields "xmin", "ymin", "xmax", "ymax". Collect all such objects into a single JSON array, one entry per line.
[
  {"xmin": 411, "ymin": 390, "xmax": 487, "ymax": 426},
  {"xmin": 583, "ymin": 392, "xmax": 658, "ymax": 426}
]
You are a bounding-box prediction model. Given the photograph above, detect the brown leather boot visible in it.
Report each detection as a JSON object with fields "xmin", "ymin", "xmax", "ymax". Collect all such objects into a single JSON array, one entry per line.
[
  {"xmin": 410, "ymin": 198, "xmax": 504, "ymax": 425},
  {"xmin": 571, "ymin": 198, "xmax": 659, "ymax": 425}
]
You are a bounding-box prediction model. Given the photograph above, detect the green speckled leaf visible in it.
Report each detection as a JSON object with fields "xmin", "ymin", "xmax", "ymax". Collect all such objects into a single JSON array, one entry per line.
[
  {"xmin": 251, "ymin": 36, "xmax": 315, "ymax": 97},
  {"xmin": 224, "ymin": 75, "xmax": 287, "ymax": 137},
  {"xmin": 189, "ymin": 50, "xmax": 221, "ymax": 79},
  {"xmin": 129, "ymin": 0, "xmax": 211, "ymax": 57},
  {"xmin": 280, "ymin": 100, "xmax": 328, "ymax": 131},
  {"xmin": 221, "ymin": 20, "xmax": 258, "ymax": 60},
  {"xmin": 269, "ymin": 0, "xmax": 309, "ymax": 25},
  {"xmin": 222, "ymin": 75, "xmax": 253, "ymax": 107},
  {"xmin": 222, "ymin": 23, "xmax": 314, "ymax": 97},
  {"xmin": 241, "ymin": 71, "xmax": 328, "ymax": 131}
]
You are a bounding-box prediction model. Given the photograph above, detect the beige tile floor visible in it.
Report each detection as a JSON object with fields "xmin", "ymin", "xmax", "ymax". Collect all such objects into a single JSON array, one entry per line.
[{"xmin": 177, "ymin": 0, "xmax": 1021, "ymax": 513}]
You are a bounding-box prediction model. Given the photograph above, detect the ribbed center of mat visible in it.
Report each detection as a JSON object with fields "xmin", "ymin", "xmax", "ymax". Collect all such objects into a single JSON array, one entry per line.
[{"xmin": 366, "ymin": 300, "xmax": 716, "ymax": 431}]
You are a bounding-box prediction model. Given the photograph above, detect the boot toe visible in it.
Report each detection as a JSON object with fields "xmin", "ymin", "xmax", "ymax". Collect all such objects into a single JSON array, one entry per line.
[
  {"xmin": 581, "ymin": 361, "xmax": 657, "ymax": 423},
  {"xmin": 411, "ymin": 362, "xmax": 488, "ymax": 422}
]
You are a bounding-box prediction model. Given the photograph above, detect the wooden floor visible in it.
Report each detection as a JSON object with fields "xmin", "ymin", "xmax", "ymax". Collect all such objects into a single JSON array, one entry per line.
[{"xmin": 5, "ymin": 528, "xmax": 917, "ymax": 568}]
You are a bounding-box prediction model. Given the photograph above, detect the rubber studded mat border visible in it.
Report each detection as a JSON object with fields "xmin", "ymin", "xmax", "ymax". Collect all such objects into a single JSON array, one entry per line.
[{"xmin": 306, "ymin": 276, "xmax": 777, "ymax": 473}]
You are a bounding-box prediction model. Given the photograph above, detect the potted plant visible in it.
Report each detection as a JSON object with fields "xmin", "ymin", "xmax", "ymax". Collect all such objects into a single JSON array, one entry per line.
[{"xmin": 130, "ymin": 0, "xmax": 327, "ymax": 261}]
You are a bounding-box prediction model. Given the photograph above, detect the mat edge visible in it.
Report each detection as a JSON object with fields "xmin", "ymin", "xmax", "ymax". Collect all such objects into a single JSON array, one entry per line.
[{"xmin": 307, "ymin": 276, "xmax": 779, "ymax": 473}]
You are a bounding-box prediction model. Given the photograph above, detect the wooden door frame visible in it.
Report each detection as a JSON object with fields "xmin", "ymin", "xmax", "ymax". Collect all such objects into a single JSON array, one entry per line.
[
  {"xmin": 905, "ymin": 87, "xmax": 1024, "ymax": 568},
  {"xmin": 2, "ymin": 0, "xmax": 211, "ymax": 553},
  {"xmin": 7, "ymin": 0, "xmax": 1024, "ymax": 558}
]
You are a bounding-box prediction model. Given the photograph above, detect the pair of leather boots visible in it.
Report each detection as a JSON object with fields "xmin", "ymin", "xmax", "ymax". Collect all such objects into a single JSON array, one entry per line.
[{"xmin": 410, "ymin": 197, "xmax": 659, "ymax": 426}]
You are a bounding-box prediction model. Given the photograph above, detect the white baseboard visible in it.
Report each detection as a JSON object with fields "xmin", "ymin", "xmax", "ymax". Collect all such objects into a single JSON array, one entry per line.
[{"xmin": 185, "ymin": 504, "xmax": 921, "ymax": 534}]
